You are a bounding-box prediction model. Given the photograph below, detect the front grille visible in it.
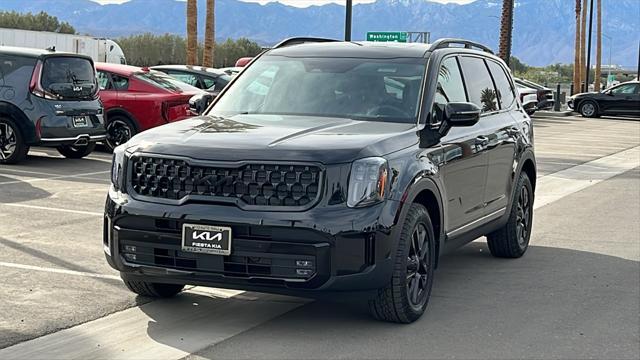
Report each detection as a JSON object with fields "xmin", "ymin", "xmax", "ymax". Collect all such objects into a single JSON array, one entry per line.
[{"xmin": 128, "ymin": 156, "xmax": 322, "ymax": 208}]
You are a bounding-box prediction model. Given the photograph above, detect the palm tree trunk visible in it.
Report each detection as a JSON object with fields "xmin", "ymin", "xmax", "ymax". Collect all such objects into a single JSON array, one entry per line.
[
  {"xmin": 186, "ymin": 0, "xmax": 198, "ymax": 66},
  {"xmin": 580, "ymin": 0, "xmax": 587, "ymax": 91},
  {"xmin": 573, "ymin": 0, "xmax": 581, "ymax": 93},
  {"xmin": 203, "ymin": 0, "xmax": 215, "ymax": 67},
  {"xmin": 498, "ymin": 0, "xmax": 514, "ymax": 66},
  {"xmin": 594, "ymin": 0, "xmax": 602, "ymax": 91}
]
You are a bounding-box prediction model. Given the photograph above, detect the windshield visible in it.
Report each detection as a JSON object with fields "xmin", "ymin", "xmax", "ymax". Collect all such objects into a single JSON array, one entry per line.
[
  {"xmin": 210, "ymin": 56, "xmax": 426, "ymax": 123},
  {"xmin": 41, "ymin": 57, "xmax": 96, "ymax": 99},
  {"xmin": 134, "ymin": 71, "xmax": 201, "ymax": 93}
]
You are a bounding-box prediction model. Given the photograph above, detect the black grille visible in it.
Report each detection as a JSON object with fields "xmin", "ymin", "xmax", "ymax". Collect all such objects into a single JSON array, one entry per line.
[{"xmin": 128, "ymin": 156, "xmax": 321, "ymax": 207}]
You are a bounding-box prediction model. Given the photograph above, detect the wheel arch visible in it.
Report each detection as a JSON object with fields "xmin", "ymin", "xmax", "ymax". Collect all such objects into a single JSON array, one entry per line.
[
  {"xmin": 0, "ymin": 101, "xmax": 37, "ymax": 144},
  {"xmin": 106, "ymin": 107, "xmax": 140, "ymax": 132}
]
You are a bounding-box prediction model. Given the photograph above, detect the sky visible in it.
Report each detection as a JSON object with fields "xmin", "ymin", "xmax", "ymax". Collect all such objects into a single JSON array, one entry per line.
[{"xmin": 92, "ymin": 0, "xmax": 476, "ymax": 6}]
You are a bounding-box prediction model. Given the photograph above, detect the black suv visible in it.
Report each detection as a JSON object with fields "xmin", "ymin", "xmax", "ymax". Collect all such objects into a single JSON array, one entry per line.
[
  {"xmin": 105, "ymin": 38, "xmax": 536, "ymax": 323},
  {"xmin": 0, "ymin": 46, "xmax": 105, "ymax": 164}
]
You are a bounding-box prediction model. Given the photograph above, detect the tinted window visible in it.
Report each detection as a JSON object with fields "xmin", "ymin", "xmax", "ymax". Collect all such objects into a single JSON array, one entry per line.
[
  {"xmin": 111, "ymin": 75, "xmax": 129, "ymax": 90},
  {"xmin": 134, "ymin": 71, "xmax": 200, "ymax": 93},
  {"xmin": 486, "ymin": 60, "xmax": 516, "ymax": 109},
  {"xmin": 212, "ymin": 56, "xmax": 426, "ymax": 123},
  {"xmin": 459, "ymin": 56, "xmax": 499, "ymax": 113},
  {"xmin": 0, "ymin": 55, "xmax": 36, "ymax": 87},
  {"xmin": 167, "ymin": 71, "xmax": 199, "ymax": 87},
  {"xmin": 611, "ymin": 83, "xmax": 639, "ymax": 95},
  {"xmin": 41, "ymin": 56, "xmax": 96, "ymax": 99}
]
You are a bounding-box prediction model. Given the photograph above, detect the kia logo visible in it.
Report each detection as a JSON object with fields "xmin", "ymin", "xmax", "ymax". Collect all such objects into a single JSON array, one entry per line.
[
  {"xmin": 192, "ymin": 231, "xmax": 222, "ymax": 241},
  {"xmin": 73, "ymin": 86, "xmax": 82, "ymax": 92}
]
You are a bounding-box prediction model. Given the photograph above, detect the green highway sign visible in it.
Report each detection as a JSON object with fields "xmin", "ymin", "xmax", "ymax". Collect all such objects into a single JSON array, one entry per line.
[{"xmin": 366, "ymin": 31, "xmax": 408, "ymax": 43}]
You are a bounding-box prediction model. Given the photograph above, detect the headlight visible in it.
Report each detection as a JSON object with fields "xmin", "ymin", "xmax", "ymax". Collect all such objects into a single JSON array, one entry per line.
[
  {"xmin": 347, "ymin": 157, "xmax": 388, "ymax": 208},
  {"xmin": 111, "ymin": 145, "xmax": 125, "ymax": 190}
]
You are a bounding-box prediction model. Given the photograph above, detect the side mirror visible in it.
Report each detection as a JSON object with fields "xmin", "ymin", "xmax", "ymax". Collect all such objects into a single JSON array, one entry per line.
[
  {"xmin": 189, "ymin": 93, "xmax": 214, "ymax": 116},
  {"xmin": 444, "ymin": 102, "xmax": 481, "ymax": 127}
]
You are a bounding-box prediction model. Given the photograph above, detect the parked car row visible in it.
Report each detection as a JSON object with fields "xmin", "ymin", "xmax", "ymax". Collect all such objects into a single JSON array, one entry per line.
[{"xmin": 0, "ymin": 44, "xmax": 248, "ymax": 163}]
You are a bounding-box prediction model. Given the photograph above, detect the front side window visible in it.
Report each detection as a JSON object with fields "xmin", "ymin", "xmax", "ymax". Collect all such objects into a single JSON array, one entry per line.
[
  {"xmin": 432, "ymin": 56, "xmax": 467, "ymax": 123},
  {"xmin": 486, "ymin": 60, "xmax": 516, "ymax": 109},
  {"xmin": 459, "ymin": 56, "xmax": 499, "ymax": 113},
  {"xmin": 211, "ymin": 56, "xmax": 426, "ymax": 123},
  {"xmin": 611, "ymin": 84, "xmax": 639, "ymax": 95}
]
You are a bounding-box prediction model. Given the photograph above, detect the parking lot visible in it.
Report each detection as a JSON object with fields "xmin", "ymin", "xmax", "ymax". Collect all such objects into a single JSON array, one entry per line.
[{"xmin": 1, "ymin": 114, "xmax": 639, "ymax": 359}]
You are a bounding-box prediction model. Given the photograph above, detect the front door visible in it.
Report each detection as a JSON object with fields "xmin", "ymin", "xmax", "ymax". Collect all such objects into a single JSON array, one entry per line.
[{"xmin": 603, "ymin": 83, "xmax": 640, "ymax": 114}]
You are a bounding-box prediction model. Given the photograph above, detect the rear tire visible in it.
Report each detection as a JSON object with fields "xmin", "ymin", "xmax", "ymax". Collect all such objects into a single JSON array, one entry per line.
[
  {"xmin": 105, "ymin": 115, "xmax": 137, "ymax": 152},
  {"xmin": 579, "ymin": 100, "xmax": 599, "ymax": 118},
  {"xmin": 486, "ymin": 172, "xmax": 534, "ymax": 258},
  {"xmin": 56, "ymin": 142, "xmax": 96, "ymax": 159},
  {"xmin": 368, "ymin": 203, "xmax": 435, "ymax": 323},
  {"xmin": 0, "ymin": 117, "xmax": 29, "ymax": 165},
  {"xmin": 123, "ymin": 279, "xmax": 184, "ymax": 298}
]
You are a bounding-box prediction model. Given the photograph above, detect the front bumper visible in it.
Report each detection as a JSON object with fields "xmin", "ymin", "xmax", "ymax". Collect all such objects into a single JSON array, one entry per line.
[{"xmin": 104, "ymin": 188, "xmax": 400, "ymax": 297}]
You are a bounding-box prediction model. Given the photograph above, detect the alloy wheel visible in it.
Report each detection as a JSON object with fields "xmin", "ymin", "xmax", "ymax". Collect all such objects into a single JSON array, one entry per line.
[
  {"xmin": 106, "ymin": 119, "xmax": 132, "ymax": 149},
  {"xmin": 406, "ymin": 222, "xmax": 430, "ymax": 309},
  {"xmin": 581, "ymin": 103, "xmax": 596, "ymax": 117},
  {"xmin": 516, "ymin": 184, "xmax": 532, "ymax": 248},
  {"xmin": 0, "ymin": 123, "xmax": 17, "ymax": 160}
]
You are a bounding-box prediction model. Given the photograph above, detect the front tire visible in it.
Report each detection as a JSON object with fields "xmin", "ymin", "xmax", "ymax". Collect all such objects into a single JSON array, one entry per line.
[
  {"xmin": 123, "ymin": 278, "xmax": 184, "ymax": 298},
  {"xmin": 369, "ymin": 203, "xmax": 435, "ymax": 323},
  {"xmin": 0, "ymin": 117, "xmax": 29, "ymax": 165},
  {"xmin": 57, "ymin": 142, "xmax": 96, "ymax": 159},
  {"xmin": 486, "ymin": 172, "xmax": 534, "ymax": 258},
  {"xmin": 579, "ymin": 100, "xmax": 599, "ymax": 118}
]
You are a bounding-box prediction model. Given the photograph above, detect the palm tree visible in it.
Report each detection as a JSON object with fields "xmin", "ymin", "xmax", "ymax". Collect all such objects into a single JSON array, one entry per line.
[
  {"xmin": 203, "ymin": 0, "xmax": 215, "ymax": 67},
  {"xmin": 580, "ymin": 0, "xmax": 587, "ymax": 91},
  {"xmin": 594, "ymin": 0, "xmax": 602, "ymax": 91},
  {"xmin": 186, "ymin": 0, "xmax": 198, "ymax": 66},
  {"xmin": 573, "ymin": 0, "xmax": 582, "ymax": 93},
  {"xmin": 498, "ymin": 0, "xmax": 514, "ymax": 66}
]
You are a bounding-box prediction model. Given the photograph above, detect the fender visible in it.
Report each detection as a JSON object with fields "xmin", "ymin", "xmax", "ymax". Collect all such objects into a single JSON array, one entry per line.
[
  {"xmin": 105, "ymin": 107, "xmax": 140, "ymax": 132},
  {"xmin": 390, "ymin": 175, "xmax": 445, "ymax": 262},
  {"xmin": 0, "ymin": 101, "xmax": 37, "ymax": 144},
  {"xmin": 504, "ymin": 146, "xmax": 537, "ymax": 218}
]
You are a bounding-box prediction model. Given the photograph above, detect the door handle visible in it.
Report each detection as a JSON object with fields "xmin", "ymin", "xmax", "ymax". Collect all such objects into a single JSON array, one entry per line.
[{"xmin": 475, "ymin": 136, "xmax": 489, "ymax": 145}]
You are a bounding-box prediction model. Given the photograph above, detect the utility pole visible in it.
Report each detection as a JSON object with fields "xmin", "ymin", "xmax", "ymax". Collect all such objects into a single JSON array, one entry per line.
[
  {"xmin": 345, "ymin": 0, "xmax": 352, "ymax": 41},
  {"xmin": 585, "ymin": 0, "xmax": 594, "ymax": 91},
  {"xmin": 637, "ymin": 40, "xmax": 640, "ymax": 80}
]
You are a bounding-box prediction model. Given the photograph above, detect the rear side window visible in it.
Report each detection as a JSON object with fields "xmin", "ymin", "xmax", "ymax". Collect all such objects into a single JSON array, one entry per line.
[
  {"xmin": 0, "ymin": 55, "xmax": 37, "ymax": 86},
  {"xmin": 486, "ymin": 60, "xmax": 516, "ymax": 109},
  {"xmin": 134, "ymin": 71, "xmax": 200, "ymax": 92},
  {"xmin": 459, "ymin": 56, "xmax": 498, "ymax": 113},
  {"xmin": 166, "ymin": 71, "xmax": 199, "ymax": 87},
  {"xmin": 111, "ymin": 75, "xmax": 129, "ymax": 90}
]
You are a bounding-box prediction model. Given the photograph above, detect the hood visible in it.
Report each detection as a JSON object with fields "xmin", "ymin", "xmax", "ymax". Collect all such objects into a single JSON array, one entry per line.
[
  {"xmin": 125, "ymin": 114, "xmax": 418, "ymax": 164},
  {"xmin": 571, "ymin": 91, "xmax": 600, "ymax": 99}
]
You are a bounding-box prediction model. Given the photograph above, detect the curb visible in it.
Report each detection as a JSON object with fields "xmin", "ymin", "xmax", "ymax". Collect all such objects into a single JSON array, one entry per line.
[{"xmin": 533, "ymin": 110, "xmax": 574, "ymax": 118}]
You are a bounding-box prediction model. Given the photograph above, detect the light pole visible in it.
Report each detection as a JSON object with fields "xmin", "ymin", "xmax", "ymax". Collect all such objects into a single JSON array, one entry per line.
[
  {"xmin": 345, "ymin": 0, "xmax": 352, "ymax": 41},
  {"xmin": 602, "ymin": 33, "xmax": 612, "ymax": 88}
]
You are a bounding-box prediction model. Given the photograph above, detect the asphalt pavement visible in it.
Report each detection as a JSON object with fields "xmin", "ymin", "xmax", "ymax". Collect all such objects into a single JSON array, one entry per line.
[{"xmin": 0, "ymin": 114, "xmax": 638, "ymax": 359}]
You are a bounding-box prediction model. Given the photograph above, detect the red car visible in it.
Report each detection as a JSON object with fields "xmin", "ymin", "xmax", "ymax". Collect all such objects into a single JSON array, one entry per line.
[{"xmin": 95, "ymin": 63, "xmax": 204, "ymax": 150}]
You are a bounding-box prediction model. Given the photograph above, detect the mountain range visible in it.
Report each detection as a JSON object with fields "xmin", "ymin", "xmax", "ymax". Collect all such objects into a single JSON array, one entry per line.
[{"xmin": 0, "ymin": 0, "xmax": 638, "ymax": 66}]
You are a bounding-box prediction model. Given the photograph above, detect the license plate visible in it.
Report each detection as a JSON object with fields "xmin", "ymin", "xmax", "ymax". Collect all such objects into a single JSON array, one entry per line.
[
  {"xmin": 72, "ymin": 116, "xmax": 89, "ymax": 127},
  {"xmin": 182, "ymin": 224, "xmax": 232, "ymax": 256}
]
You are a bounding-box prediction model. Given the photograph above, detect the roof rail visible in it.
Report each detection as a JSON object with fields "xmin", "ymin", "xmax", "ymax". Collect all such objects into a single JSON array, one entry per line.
[
  {"xmin": 428, "ymin": 38, "xmax": 494, "ymax": 54},
  {"xmin": 273, "ymin": 37, "xmax": 340, "ymax": 49}
]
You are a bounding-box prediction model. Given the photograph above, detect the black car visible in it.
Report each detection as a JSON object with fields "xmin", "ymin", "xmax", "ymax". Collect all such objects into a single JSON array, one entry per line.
[
  {"xmin": 569, "ymin": 80, "xmax": 640, "ymax": 117},
  {"xmin": 0, "ymin": 46, "xmax": 105, "ymax": 164},
  {"xmin": 150, "ymin": 65, "xmax": 232, "ymax": 96},
  {"xmin": 105, "ymin": 38, "xmax": 536, "ymax": 323}
]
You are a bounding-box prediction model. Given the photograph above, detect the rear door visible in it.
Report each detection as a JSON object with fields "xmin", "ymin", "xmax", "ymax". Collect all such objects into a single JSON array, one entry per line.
[
  {"xmin": 436, "ymin": 56, "xmax": 489, "ymax": 233},
  {"xmin": 483, "ymin": 58, "xmax": 520, "ymax": 214},
  {"xmin": 97, "ymin": 70, "xmax": 118, "ymax": 108}
]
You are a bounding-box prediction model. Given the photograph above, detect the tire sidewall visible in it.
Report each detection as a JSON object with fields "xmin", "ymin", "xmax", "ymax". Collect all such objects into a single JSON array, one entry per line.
[
  {"xmin": 395, "ymin": 204, "xmax": 436, "ymax": 319},
  {"xmin": 580, "ymin": 101, "xmax": 598, "ymax": 118},
  {"xmin": 0, "ymin": 117, "xmax": 28, "ymax": 164},
  {"xmin": 105, "ymin": 115, "xmax": 136, "ymax": 152},
  {"xmin": 510, "ymin": 173, "xmax": 534, "ymax": 254}
]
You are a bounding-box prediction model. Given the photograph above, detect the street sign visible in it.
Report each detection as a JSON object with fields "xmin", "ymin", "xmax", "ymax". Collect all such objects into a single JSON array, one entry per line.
[{"xmin": 366, "ymin": 31, "xmax": 408, "ymax": 43}]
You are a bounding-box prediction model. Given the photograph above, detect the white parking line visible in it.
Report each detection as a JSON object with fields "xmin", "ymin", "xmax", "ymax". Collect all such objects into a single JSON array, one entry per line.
[
  {"xmin": 0, "ymin": 261, "xmax": 120, "ymax": 281},
  {"xmin": 0, "ymin": 203, "xmax": 103, "ymax": 217},
  {"xmin": 0, "ymin": 170, "xmax": 110, "ymax": 186},
  {"xmin": 0, "ymin": 146, "xmax": 638, "ymax": 359}
]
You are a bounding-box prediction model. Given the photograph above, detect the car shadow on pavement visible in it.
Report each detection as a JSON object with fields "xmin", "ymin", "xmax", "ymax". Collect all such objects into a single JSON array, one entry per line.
[
  {"xmin": 135, "ymin": 242, "xmax": 639, "ymax": 359},
  {"xmin": 0, "ymin": 175, "xmax": 52, "ymax": 203}
]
